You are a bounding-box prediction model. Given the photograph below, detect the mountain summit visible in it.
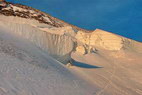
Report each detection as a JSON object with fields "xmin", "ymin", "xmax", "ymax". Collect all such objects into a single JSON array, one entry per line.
[{"xmin": 0, "ymin": 1, "xmax": 142, "ymax": 95}]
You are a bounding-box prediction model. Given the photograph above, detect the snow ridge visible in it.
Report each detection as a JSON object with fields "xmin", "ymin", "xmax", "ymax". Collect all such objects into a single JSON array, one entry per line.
[{"xmin": 0, "ymin": 2, "xmax": 64, "ymax": 27}]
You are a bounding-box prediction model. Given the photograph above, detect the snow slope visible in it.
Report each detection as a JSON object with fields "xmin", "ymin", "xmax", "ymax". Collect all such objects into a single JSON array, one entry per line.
[
  {"xmin": 72, "ymin": 30, "xmax": 142, "ymax": 95},
  {"xmin": 0, "ymin": 15, "xmax": 76, "ymax": 63},
  {"xmin": 71, "ymin": 49, "xmax": 142, "ymax": 95},
  {"xmin": 0, "ymin": 26, "xmax": 98, "ymax": 95},
  {"xmin": 0, "ymin": 2, "xmax": 142, "ymax": 95}
]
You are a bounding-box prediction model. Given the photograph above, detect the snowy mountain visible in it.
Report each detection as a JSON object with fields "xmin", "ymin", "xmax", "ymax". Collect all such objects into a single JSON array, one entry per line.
[{"xmin": 0, "ymin": 1, "xmax": 142, "ymax": 95}]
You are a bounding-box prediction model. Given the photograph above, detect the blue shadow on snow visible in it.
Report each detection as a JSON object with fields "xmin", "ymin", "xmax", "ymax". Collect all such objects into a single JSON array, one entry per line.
[{"xmin": 72, "ymin": 60, "xmax": 102, "ymax": 69}]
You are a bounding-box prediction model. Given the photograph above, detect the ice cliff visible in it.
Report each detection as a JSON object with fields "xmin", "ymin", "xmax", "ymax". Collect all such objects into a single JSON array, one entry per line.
[
  {"xmin": 76, "ymin": 29, "xmax": 142, "ymax": 54},
  {"xmin": 0, "ymin": 15, "xmax": 76, "ymax": 63},
  {"xmin": 0, "ymin": 2, "xmax": 141, "ymax": 63},
  {"xmin": 0, "ymin": 2, "xmax": 142, "ymax": 95}
]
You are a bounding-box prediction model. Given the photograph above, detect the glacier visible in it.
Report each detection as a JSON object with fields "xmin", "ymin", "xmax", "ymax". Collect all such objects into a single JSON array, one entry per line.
[
  {"xmin": 0, "ymin": 2, "xmax": 142, "ymax": 95},
  {"xmin": 0, "ymin": 15, "xmax": 141, "ymax": 64},
  {"xmin": 0, "ymin": 26, "xmax": 98, "ymax": 95},
  {"xmin": 0, "ymin": 15, "xmax": 76, "ymax": 63},
  {"xmin": 0, "ymin": 2, "xmax": 141, "ymax": 63}
]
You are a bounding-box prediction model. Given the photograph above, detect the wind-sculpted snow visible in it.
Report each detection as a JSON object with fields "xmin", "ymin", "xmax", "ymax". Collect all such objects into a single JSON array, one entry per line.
[
  {"xmin": 0, "ymin": 2, "xmax": 142, "ymax": 95},
  {"xmin": 0, "ymin": 28, "xmax": 98, "ymax": 95},
  {"xmin": 0, "ymin": 15, "xmax": 76, "ymax": 63},
  {"xmin": 75, "ymin": 29, "xmax": 142, "ymax": 54},
  {"xmin": 0, "ymin": 14, "xmax": 141, "ymax": 63},
  {"xmin": 0, "ymin": 2, "xmax": 141, "ymax": 58}
]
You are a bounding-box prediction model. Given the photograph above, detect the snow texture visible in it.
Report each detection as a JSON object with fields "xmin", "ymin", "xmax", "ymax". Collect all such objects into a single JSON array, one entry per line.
[
  {"xmin": 0, "ymin": 2, "xmax": 142, "ymax": 95},
  {"xmin": 0, "ymin": 26, "xmax": 97, "ymax": 95},
  {"xmin": 0, "ymin": 15, "xmax": 75, "ymax": 63}
]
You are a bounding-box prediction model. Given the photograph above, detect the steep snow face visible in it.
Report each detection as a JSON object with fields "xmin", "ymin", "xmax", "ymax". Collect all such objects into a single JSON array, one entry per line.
[
  {"xmin": 0, "ymin": 15, "xmax": 76, "ymax": 63},
  {"xmin": 0, "ymin": 27, "xmax": 98, "ymax": 95},
  {"xmin": 76, "ymin": 29, "xmax": 123, "ymax": 52},
  {"xmin": 75, "ymin": 29, "xmax": 142, "ymax": 54},
  {"xmin": 0, "ymin": 14, "xmax": 141, "ymax": 62},
  {"xmin": 0, "ymin": 2, "xmax": 141, "ymax": 60}
]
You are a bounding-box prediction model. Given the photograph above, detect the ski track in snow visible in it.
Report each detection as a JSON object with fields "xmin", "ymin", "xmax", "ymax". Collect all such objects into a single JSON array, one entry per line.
[
  {"xmin": 71, "ymin": 52, "xmax": 142, "ymax": 95},
  {"xmin": 95, "ymin": 54, "xmax": 142, "ymax": 95},
  {"xmin": 96, "ymin": 61, "xmax": 116, "ymax": 95},
  {"xmin": 96, "ymin": 61, "xmax": 129, "ymax": 95}
]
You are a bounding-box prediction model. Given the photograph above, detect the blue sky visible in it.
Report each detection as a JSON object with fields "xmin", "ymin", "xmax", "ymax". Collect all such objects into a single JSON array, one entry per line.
[{"xmin": 7, "ymin": 0, "xmax": 142, "ymax": 42}]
